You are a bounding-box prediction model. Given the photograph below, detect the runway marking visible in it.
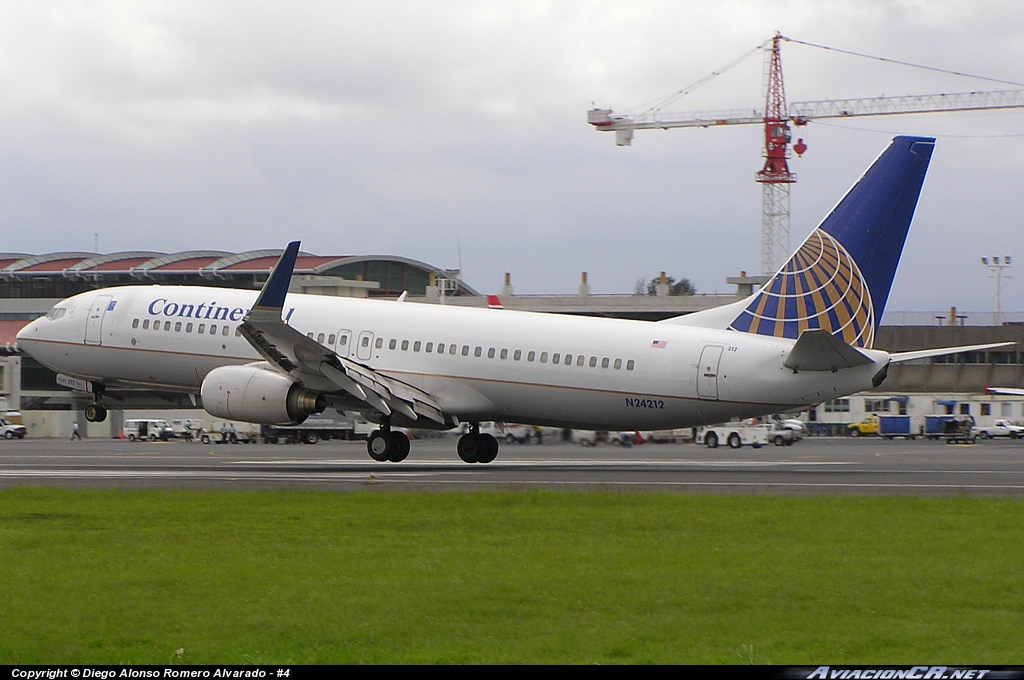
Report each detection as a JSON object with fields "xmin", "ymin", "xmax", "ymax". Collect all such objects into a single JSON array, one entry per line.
[
  {"xmin": 229, "ymin": 458, "xmax": 858, "ymax": 467},
  {"xmin": 3, "ymin": 469, "xmax": 1024, "ymax": 492}
]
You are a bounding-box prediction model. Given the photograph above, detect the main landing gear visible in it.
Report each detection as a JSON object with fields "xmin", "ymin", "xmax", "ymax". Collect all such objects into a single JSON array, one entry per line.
[
  {"xmin": 457, "ymin": 424, "xmax": 498, "ymax": 464},
  {"xmin": 366, "ymin": 417, "xmax": 410, "ymax": 463},
  {"xmin": 84, "ymin": 388, "xmax": 108, "ymax": 423},
  {"xmin": 363, "ymin": 419, "xmax": 499, "ymax": 464}
]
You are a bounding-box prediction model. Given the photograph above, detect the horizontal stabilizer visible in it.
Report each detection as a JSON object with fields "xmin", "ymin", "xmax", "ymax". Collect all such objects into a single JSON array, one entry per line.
[
  {"xmin": 783, "ymin": 329, "xmax": 875, "ymax": 372},
  {"xmin": 888, "ymin": 342, "xmax": 1015, "ymax": 364}
]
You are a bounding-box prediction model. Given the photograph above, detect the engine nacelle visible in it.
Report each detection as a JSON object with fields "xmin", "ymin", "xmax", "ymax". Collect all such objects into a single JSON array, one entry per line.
[{"xmin": 200, "ymin": 365, "xmax": 325, "ymax": 425}]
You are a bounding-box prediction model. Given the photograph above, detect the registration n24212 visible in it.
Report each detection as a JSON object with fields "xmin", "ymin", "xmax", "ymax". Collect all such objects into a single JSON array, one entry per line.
[{"xmin": 625, "ymin": 397, "xmax": 665, "ymax": 410}]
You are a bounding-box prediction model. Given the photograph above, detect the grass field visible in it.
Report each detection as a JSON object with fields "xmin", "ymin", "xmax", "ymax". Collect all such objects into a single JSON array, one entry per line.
[{"xmin": 1, "ymin": 487, "xmax": 1022, "ymax": 664}]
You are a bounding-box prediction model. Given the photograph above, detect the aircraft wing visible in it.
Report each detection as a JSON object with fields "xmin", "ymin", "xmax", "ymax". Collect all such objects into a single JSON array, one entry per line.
[
  {"xmin": 887, "ymin": 341, "xmax": 1015, "ymax": 364},
  {"xmin": 237, "ymin": 241, "xmax": 446, "ymax": 425}
]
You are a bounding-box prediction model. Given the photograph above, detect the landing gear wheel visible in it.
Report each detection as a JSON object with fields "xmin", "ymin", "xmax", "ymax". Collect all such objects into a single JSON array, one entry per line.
[
  {"xmin": 728, "ymin": 433, "xmax": 742, "ymax": 449},
  {"xmin": 387, "ymin": 431, "xmax": 410, "ymax": 462},
  {"xmin": 475, "ymin": 434, "xmax": 499, "ymax": 464},
  {"xmin": 85, "ymin": 404, "xmax": 107, "ymax": 423},
  {"xmin": 367, "ymin": 430, "xmax": 391, "ymax": 462},
  {"xmin": 705, "ymin": 432, "xmax": 718, "ymax": 449},
  {"xmin": 457, "ymin": 434, "xmax": 480, "ymax": 463}
]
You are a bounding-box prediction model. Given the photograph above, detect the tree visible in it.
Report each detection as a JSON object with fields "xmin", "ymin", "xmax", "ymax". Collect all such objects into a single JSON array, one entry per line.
[{"xmin": 644, "ymin": 275, "xmax": 696, "ymax": 296}]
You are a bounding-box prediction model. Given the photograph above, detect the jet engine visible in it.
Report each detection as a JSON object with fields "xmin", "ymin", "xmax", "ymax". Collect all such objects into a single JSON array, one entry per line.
[{"xmin": 200, "ymin": 365, "xmax": 326, "ymax": 425}]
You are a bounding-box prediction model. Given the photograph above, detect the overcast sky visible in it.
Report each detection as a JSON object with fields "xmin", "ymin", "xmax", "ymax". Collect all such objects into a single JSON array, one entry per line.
[{"xmin": 1, "ymin": 0, "xmax": 1022, "ymax": 314}]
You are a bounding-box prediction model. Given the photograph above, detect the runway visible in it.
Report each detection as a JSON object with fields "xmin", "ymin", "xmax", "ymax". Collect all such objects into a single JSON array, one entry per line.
[{"xmin": 3, "ymin": 436, "xmax": 1024, "ymax": 496}]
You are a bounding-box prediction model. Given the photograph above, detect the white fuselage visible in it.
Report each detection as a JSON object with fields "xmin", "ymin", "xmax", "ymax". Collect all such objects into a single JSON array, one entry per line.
[{"xmin": 17, "ymin": 286, "xmax": 889, "ymax": 429}]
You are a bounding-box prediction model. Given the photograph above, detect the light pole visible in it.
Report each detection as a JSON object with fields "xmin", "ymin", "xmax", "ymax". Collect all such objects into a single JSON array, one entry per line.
[{"xmin": 981, "ymin": 256, "xmax": 1012, "ymax": 326}]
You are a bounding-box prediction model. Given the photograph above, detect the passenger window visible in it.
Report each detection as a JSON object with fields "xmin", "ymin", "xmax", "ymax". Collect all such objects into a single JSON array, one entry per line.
[
  {"xmin": 361, "ymin": 336, "xmax": 370, "ymax": 348},
  {"xmin": 210, "ymin": 325, "xmax": 217, "ymax": 335},
  {"xmin": 540, "ymin": 352, "xmax": 548, "ymax": 363},
  {"xmin": 198, "ymin": 324, "xmax": 205, "ymax": 334},
  {"xmin": 132, "ymin": 319, "xmax": 139, "ymax": 329},
  {"xmin": 328, "ymin": 334, "xmax": 336, "ymax": 345},
  {"xmin": 487, "ymin": 347, "xmax": 495, "ymax": 359},
  {"xmin": 626, "ymin": 360, "xmax": 635, "ymax": 371},
  {"xmin": 474, "ymin": 346, "xmax": 482, "ymax": 357},
  {"xmin": 462, "ymin": 345, "xmax": 470, "ymax": 356},
  {"xmin": 564, "ymin": 354, "xmax": 572, "ymax": 365},
  {"xmin": 450, "ymin": 344, "xmax": 458, "ymax": 355},
  {"xmin": 413, "ymin": 341, "xmax": 421, "ymax": 352},
  {"xmin": 614, "ymin": 358, "xmax": 622, "ymax": 370},
  {"xmin": 425, "ymin": 342, "xmax": 433, "ymax": 353},
  {"xmin": 437, "ymin": 343, "xmax": 445, "ymax": 354},
  {"xmin": 375, "ymin": 338, "xmax": 383, "ymax": 349},
  {"xmin": 175, "ymin": 322, "xmax": 182, "ymax": 332},
  {"xmin": 222, "ymin": 326, "xmax": 229, "ymax": 336},
  {"xmin": 317, "ymin": 333, "xmax": 325, "ymax": 343},
  {"xmin": 389, "ymin": 339, "xmax": 397, "ymax": 350},
  {"xmin": 552, "ymin": 353, "xmax": 560, "ymax": 364},
  {"xmin": 601, "ymin": 357, "xmax": 609, "ymax": 368},
  {"xmin": 154, "ymin": 320, "xmax": 161, "ymax": 331},
  {"xmin": 527, "ymin": 351, "xmax": 535, "ymax": 362},
  {"xmin": 186, "ymin": 323, "xmax": 193, "ymax": 333},
  {"xmin": 340, "ymin": 336, "xmax": 349, "ymax": 346},
  {"xmin": 142, "ymin": 319, "xmax": 150, "ymax": 330},
  {"xmin": 402, "ymin": 340, "xmax": 409, "ymax": 351}
]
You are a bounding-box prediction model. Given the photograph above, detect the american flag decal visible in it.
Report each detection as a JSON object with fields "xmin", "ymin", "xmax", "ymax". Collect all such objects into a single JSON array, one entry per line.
[{"xmin": 651, "ymin": 340, "xmax": 667, "ymax": 349}]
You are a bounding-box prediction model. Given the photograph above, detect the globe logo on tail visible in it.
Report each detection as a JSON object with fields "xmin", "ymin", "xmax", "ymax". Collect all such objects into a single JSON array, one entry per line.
[{"xmin": 728, "ymin": 228, "xmax": 876, "ymax": 348}]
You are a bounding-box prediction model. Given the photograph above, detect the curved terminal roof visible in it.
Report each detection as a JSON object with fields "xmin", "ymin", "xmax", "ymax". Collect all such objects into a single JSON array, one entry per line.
[{"xmin": 0, "ymin": 249, "xmax": 477, "ymax": 295}]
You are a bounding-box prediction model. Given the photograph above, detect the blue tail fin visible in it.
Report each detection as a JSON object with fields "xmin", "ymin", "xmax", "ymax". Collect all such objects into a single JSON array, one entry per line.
[{"xmin": 728, "ymin": 135, "xmax": 934, "ymax": 348}]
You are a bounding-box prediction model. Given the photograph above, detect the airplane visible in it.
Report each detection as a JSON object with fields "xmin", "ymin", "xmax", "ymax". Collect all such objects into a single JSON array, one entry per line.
[{"xmin": 16, "ymin": 135, "xmax": 1013, "ymax": 463}]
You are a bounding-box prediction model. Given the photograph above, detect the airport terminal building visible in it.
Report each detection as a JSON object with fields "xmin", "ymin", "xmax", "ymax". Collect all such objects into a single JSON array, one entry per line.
[{"xmin": 2, "ymin": 249, "xmax": 1022, "ymax": 436}]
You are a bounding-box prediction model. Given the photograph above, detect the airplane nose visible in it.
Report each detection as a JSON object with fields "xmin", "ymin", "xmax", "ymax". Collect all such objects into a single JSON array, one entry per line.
[{"xmin": 15, "ymin": 318, "xmax": 42, "ymax": 351}]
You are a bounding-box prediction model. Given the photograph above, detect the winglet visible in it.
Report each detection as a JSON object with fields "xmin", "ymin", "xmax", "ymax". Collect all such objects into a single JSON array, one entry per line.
[{"xmin": 252, "ymin": 241, "xmax": 300, "ymax": 313}]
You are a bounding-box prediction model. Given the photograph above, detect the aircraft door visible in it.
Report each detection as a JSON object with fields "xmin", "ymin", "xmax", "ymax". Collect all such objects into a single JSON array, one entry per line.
[
  {"xmin": 356, "ymin": 331, "xmax": 374, "ymax": 361},
  {"xmin": 84, "ymin": 295, "xmax": 113, "ymax": 346},
  {"xmin": 697, "ymin": 345, "xmax": 723, "ymax": 400},
  {"xmin": 336, "ymin": 330, "xmax": 352, "ymax": 358}
]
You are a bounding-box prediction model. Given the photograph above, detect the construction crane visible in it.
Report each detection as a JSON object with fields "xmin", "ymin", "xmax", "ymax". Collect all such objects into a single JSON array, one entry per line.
[{"xmin": 589, "ymin": 33, "xmax": 1024, "ymax": 275}]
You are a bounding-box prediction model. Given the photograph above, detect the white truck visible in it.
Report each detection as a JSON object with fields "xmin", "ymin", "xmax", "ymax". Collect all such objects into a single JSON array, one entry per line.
[
  {"xmin": 976, "ymin": 419, "xmax": 1024, "ymax": 439},
  {"xmin": 695, "ymin": 423, "xmax": 768, "ymax": 449}
]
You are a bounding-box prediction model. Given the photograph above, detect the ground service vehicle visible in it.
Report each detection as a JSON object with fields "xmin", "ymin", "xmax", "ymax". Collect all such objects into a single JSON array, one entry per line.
[
  {"xmin": 847, "ymin": 416, "xmax": 881, "ymax": 437},
  {"xmin": 123, "ymin": 419, "xmax": 173, "ymax": 441},
  {"xmin": 976, "ymin": 419, "xmax": 1024, "ymax": 439},
  {"xmin": 696, "ymin": 423, "xmax": 767, "ymax": 449},
  {"xmin": 262, "ymin": 412, "xmax": 355, "ymax": 444},
  {"xmin": 1, "ymin": 418, "xmax": 26, "ymax": 439},
  {"xmin": 876, "ymin": 415, "xmax": 927, "ymax": 440}
]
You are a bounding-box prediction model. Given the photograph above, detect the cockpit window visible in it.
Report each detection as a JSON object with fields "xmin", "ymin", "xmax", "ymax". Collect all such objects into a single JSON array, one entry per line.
[{"xmin": 46, "ymin": 307, "xmax": 67, "ymax": 320}]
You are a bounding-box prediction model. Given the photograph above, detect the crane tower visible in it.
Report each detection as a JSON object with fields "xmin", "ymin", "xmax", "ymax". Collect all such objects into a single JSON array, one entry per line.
[
  {"xmin": 755, "ymin": 33, "xmax": 796, "ymax": 277},
  {"xmin": 589, "ymin": 33, "xmax": 1024, "ymax": 275}
]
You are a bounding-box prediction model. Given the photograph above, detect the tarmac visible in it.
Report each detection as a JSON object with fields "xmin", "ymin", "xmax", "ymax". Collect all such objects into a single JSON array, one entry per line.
[{"xmin": 2, "ymin": 435, "xmax": 1024, "ymax": 496}]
